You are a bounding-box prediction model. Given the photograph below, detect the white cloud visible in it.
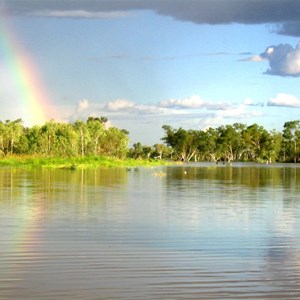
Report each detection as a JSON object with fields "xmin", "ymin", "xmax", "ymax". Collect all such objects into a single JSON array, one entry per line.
[
  {"xmin": 240, "ymin": 55, "xmax": 265, "ymax": 62},
  {"xmin": 101, "ymin": 97, "xmax": 264, "ymax": 139},
  {"xmin": 159, "ymin": 95, "xmax": 206, "ymax": 109},
  {"xmin": 268, "ymin": 93, "xmax": 300, "ymax": 108},
  {"xmin": 158, "ymin": 95, "xmax": 231, "ymax": 110},
  {"xmin": 32, "ymin": 10, "xmax": 131, "ymax": 19},
  {"xmin": 103, "ymin": 98, "xmax": 186, "ymax": 116},
  {"xmin": 259, "ymin": 42, "xmax": 300, "ymax": 76},
  {"xmin": 76, "ymin": 99, "xmax": 89, "ymax": 112},
  {"xmin": 69, "ymin": 99, "xmax": 98, "ymax": 122},
  {"xmin": 243, "ymin": 97, "xmax": 264, "ymax": 107},
  {"xmin": 66, "ymin": 96, "xmax": 269, "ymax": 144},
  {"xmin": 243, "ymin": 98, "xmax": 254, "ymax": 105},
  {"xmin": 104, "ymin": 99, "xmax": 135, "ymax": 112},
  {"xmin": 216, "ymin": 104, "xmax": 262, "ymax": 119}
]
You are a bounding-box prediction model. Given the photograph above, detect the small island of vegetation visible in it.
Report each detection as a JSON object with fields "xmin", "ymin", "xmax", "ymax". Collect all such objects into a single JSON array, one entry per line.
[{"xmin": 0, "ymin": 117, "xmax": 300, "ymax": 168}]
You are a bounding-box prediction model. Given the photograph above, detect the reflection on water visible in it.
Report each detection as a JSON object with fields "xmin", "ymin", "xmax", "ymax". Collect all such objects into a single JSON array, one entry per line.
[{"xmin": 0, "ymin": 163, "xmax": 300, "ymax": 299}]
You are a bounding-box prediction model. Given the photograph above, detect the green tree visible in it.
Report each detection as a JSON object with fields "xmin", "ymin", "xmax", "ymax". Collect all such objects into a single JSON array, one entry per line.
[
  {"xmin": 74, "ymin": 120, "xmax": 90, "ymax": 156},
  {"xmin": 260, "ymin": 130, "xmax": 282, "ymax": 163},
  {"xmin": 39, "ymin": 120, "xmax": 60, "ymax": 155},
  {"xmin": 142, "ymin": 145, "xmax": 152, "ymax": 159},
  {"xmin": 241, "ymin": 124, "xmax": 268, "ymax": 161},
  {"xmin": 217, "ymin": 125, "xmax": 243, "ymax": 162},
  {"xmin": 162, "ymin": 125, "xmax": 199, "ymax": 161},
  {"xmin": 5, "ymin": 119, "xmax": 24, "ymax": 155},
  {"xmin": 130, "ymin": 142, "xmax": 143, "ymax": 159},
  {"xmin": 153, "ymin": 143, "xmax": 170, "ymax": 160},
  {"xmin": 282, "ymin": 120, "xmax": 300, "ymax": 162},
  {"xmin": 200, "ymin": 127, "xmax": 222, "ymax": 162},
  {"xmin": 102, "ymin": 127, "xmax": 128, "ymax": 158},
  {"xmin": 25, "ymin": 125, "xmax": 41, "ymax": 154},
  {"xmin": 55, "ymin": 123, "xmax": 78, "ymax": 156},
  {"xmin": 87, "ymin": 117, "xmax": 105, "ymax": 155},
  {"xmin": 0, "ymin": 121, "xmax": 6, "ymax": 156}
]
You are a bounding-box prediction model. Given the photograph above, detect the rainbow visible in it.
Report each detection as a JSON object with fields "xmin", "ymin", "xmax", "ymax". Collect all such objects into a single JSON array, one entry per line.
[{"xmin": 0, "ymin": 17, "xmax": 54, "ymax": 126}]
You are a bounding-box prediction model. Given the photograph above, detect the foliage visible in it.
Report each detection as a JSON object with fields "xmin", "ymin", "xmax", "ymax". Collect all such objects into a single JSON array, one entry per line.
[
  {"xmin": 0, "ymin": 155, "xmax": 170, "ymax": 169},
  {"xmin": 1, "ymin": 117, "xmax": 300, "ymax": 165},
  {"xmin": 161, "ymin": 123, "xmax": 292, "ymax": 163},
  {"xmin": 0, "ymin": 118, "xmax": 128, "ymax": 159},
  {"xmin": 282, "ymin": 120, "xmax": 300, "ymax": 162}
]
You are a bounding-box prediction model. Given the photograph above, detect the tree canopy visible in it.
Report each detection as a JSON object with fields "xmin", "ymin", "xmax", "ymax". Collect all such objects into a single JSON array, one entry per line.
[
  {"xmin": 0, "ymin": 118, "xmax": 128, "ymax": 159},
  {"xmin": 1, "ymin": 118, "xmax": 300, "ymax": 163},
  {"xmin": 161, "ymin": 122, "xmax": 296, "ymax": 163}
]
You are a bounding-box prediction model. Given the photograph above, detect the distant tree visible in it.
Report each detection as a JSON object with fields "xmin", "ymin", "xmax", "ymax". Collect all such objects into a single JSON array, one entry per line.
[
  {"xmin": 241, "ymin": 124, "xmax": 268, "ymax": 161},
  {"xmin": 40, "ymin": 120, "xmax": 58, "ymax": 155},
  {"xmin": 153, "ymin": 143, "xmax": 170, "ymax": 160},
  {"xmin": 260, "ymin": 130, "xmax": 282, "ymax": 163},
  {"xmin": 25, "ymin": 125, "xmax": 42, "ymax": 154},
  {"xmin": 5, "ymin": 119, "xmax": 24, "ymax": 155},
  {"xmin": 142, "ymin": 145, "xmax": 152, "ymax": 159},
  {"xmin": 217, "ymin": 125, "xmax": 242, "ymax": 162},
  {"xmin": 282, "ymin": 120, "xmax": 300, "ymax": 162},
  {"xmin": 0, "ymin": 121, "xmax": 6, "ymax": 156},
  {"xmin": 130, "ymin": 142, "xmax": 143, "ymax": 159},
  {"xmin": 87, "ymin": 117, "xmax": 105, "ymax": 155},
  {"xmin": 200, "ymin": 127, "xmax": 222, "ymax": 162},
  {"xmin": 74, "ymin": 120, "xmax": 90, "ymax": 156},
  {"xmin": 162, "ymin": 125, "xmax": 199, "ymax": 161},
  {"xmin": 102, "ymin": 127, "xmax": 128, "ymax": 158},
  {"xmin": 55, "ymin": 123, "xmax": 78, "ymax": 156}
]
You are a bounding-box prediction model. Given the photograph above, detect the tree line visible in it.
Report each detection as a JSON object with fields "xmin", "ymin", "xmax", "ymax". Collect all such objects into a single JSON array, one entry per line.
[
  {"xmin": 0, "ymin": 117, "xmax": 129, "ymax": 158},
  {"xmin": 160, "ymin": 121, "xmax": 300, "ymax": 163},
  {"xmin": 1, "ymin": 118, "xmax": 300, "ymax": 163}
]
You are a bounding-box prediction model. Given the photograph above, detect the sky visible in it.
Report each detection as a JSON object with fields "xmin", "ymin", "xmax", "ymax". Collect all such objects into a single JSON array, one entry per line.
[{"xmin": 0, "ymin": 0, "xmax": 300, "ymax": 145}]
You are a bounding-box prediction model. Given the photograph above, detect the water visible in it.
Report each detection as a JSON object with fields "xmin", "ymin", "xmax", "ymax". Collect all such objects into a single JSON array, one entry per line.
[{"xmin": 0, "ymin": 163, "xmax": 300, "ymax": 299}]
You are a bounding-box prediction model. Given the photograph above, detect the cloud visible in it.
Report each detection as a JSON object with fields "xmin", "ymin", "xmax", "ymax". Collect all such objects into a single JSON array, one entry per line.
[
  {"xmin": 32, "ymin": 10, "xmax": 131, "ymax": 19},
  {"xmin": 69, "ymin": 99, "xmax": 97, "ymax": 122},
  {"xmin": 2, "ymin": 0, "xmax": 300, "ymax": 36},
  {"xmin": 73, "ymin": 96, "xmax": 265, "ymax": 120},
  {"xmin": 243, "ymin": 98, "xmax": 264, "ymax": 107},
  {"xmin": 216, "ymin": 104, "xmax": 262, "ymax": 120},
  {"xmin": 245, "ymin": 42, "xmax": 300, "ymax": 77},
  {"xmin": 104, "ymin": 99, "xmax": 135, "ymax": 112},
  {"xmin": 154, "ymin": 0, "xmax": 300, "ymax": 27},
  {"xmin": 103, "ymin": 99, "xmax": 184, "ymax": 117},
  {"xmin": 70, "ymin": 96, "xmax": 264, "ymax": 128},
  {"xmin": 277, "ymin": 22, "xmax": 300, "ymax": 37},
  {"xmin": 260, "ymin": 42, "xmax": 300, "ymax": 76},
  {"xmin": 76, "ymin": 99, "xmax": 89, "ymax": 112},
  {"xmin": 268, "ymin": 93, "xmax": 300, "ymax": 108},
  {"xmin": 158, "ymin": 95, "xmax": 231, "ymax": 110},
  {"xmin": 239, "ymin": 55, "xmax": 265, "ymax": 62},
  {"xmin": 67, "ymin": 96, "xmax": 270, "ymax": 143}
]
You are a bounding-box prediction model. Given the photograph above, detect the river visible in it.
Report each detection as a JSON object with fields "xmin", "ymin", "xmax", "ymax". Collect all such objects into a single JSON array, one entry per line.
[{"xmin": 0, "ymin": 163, "xmax": 300, "ymax": 299}]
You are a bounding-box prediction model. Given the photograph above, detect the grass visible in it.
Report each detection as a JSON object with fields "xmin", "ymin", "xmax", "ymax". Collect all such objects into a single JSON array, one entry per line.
[{"xmin": 0, "ymin": 155, "xmax": 171, "ymax": 169}]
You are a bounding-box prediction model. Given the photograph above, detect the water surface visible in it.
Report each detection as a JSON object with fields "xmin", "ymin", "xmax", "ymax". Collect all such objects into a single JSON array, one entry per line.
[{"xmin": 0, "ymin": 163, "xmax": 300, "ymax": 299}]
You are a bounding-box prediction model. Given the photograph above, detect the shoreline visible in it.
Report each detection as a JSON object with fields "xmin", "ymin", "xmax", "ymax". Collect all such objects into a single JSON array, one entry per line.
[{"xmin": 0, "ymin": 155, "xmax": 171, "ymax": 169}]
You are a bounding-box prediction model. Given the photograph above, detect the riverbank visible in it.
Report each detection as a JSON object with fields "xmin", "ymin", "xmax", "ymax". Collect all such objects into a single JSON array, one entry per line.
[{"xmin": 0, "ymin": 155, "xmax": 171, "ymax": 169}]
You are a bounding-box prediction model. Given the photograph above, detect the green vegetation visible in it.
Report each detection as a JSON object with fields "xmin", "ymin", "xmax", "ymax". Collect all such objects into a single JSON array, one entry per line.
[
  {"xmin": 0, "ymin": 155, "xmax": 169, "ymax": 169},
  {"xmin": 0, "ymin": 117, "xmax": 128, "ymax": 157},
  {"xmin": 1, "ymin": 117, "xmax": 300, "ymax": 167},
  {"xmin": 161, "ymin": 121, "xmax": 300, "ymax": 163}
]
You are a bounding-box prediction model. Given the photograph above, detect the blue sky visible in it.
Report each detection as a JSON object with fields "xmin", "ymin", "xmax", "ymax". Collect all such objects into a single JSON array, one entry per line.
[{"xmin": 1, "ymin": 0, "xmax": 300, "ymax": 144}]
